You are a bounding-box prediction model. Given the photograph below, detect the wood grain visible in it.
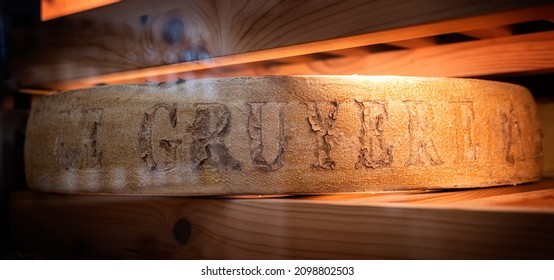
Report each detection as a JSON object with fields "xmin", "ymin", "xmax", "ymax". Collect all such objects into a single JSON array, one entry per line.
[
  {"xmin": 11, "ymin": 1, "xmax": 554, "ymax": 90},
  {"xmin": 41, "ymin": 0, "xmax": 121, "ymax": 21},
  {"xmin": 24, "ymin": 29, "xmax": 554, "ymax": 92},
  {"xmin": 104, "ymin": 30, "xmax": 554, "ymax": 85},
  {"xmin": 10, "ymin": 179, "xmax": 554, "ymax": 259},
  {"xmin": 388, "ymin": 37, "xmax": 437, "ymax": 49},
  {"xmin": 301, "ymin": 180, "xmax": 554, "ymax": 210},
  {"xmin": 249, "ymin": 31, "xmax": 554, "ymax": 77},
  {"xmin": 461, "ymin": 26, "xmax": 513, "ymax": 39}
]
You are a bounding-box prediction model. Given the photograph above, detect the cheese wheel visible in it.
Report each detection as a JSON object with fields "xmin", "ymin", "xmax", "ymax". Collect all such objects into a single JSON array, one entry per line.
[{"xmin": 24, "ymin": 76, "xmax": 542, "ymax": 195}]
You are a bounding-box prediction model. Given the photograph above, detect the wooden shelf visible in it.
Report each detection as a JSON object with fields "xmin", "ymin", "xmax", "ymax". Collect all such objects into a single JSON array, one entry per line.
[
  {"xmin": 155, "ymin": 30, "xmax": 553, "ymax": 82},
  {"xmin": 10, "ymin": 1, "xmax": 554, "ymax": 91},
  {"xmin": 10, "ymin": 178, "xmax": 554, "ymax": 259}
]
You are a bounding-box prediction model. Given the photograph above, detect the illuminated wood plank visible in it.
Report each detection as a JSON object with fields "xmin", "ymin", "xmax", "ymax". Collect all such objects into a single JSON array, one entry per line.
[
  {"xmin": 41, "ymin": 0, "xmax": 121, "ymax": 21},
  {"xmin": 461, "ymin": 26, "xmax": 513, "ymax": 39},
  {"xmin": 12, "ymin": 1, "xmax": 553, "ymax": 89},
  {"xmin": 388, "ymin": 37, "xmax": 437, "ymax": 48},
  {"xmin": 46, "ymin": 30, "xmax": 550, "ymax": 87},
  {"xmin": 242, "ymin": 31, "xmax": 554, "ymax": 78}
]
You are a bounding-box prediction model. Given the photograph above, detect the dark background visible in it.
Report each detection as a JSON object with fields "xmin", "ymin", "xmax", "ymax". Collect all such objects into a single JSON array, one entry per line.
[{"xmin": 1, "ymin": 0, "xmax": 39, "ymax": 259}]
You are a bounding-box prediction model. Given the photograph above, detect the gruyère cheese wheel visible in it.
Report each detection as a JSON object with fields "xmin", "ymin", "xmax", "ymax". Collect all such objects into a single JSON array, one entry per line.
[{"xmin": 24, "ymin": 76, "xmax": 542, "ymax": 195}]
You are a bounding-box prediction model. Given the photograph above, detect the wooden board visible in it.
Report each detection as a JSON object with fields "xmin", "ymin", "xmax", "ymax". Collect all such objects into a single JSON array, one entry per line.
[
  {"xmin": 11, "ymin": 1, "xmax": 554, "ymax": 90},
  {"xmin": 116, "ymin": 31, "xmax": 554, "ymax": 85},
  {"xmin": 460, "ymin": 26, "xmax": 512, "ymax": 39},
  {"xmin": 9, "ymin": 178, "xmax": 554, "ymax": 259},
  {"xmin": 250, "ymin": 31, "xmax": 554, "ymax": 78},
  {"xmin": 41, "ymin": 0, "xmax": 121, "ymax": 21}
]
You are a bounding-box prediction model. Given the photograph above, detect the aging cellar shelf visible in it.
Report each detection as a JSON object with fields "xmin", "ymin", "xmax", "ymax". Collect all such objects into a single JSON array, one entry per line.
[
  {"xmin": 10, "ymin": 1, "xmax": 554, "ymax": 92},
  {"xmin": 10, "ymin": 178, "xmax": 554, "ymax": 259}
]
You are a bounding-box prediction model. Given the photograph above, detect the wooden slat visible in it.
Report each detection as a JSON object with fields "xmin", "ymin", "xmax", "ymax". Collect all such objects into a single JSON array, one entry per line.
[
  {"xmin": 12, "ymin": 2, "xmax": 554, "ymax": 90},
  {"xmin": 269, "ymin": 53, "xmax": 339, "ymax": 65},
  {"xmin": 247, "ymin": 31, "xmax": 554, "ymax": 77},
  {"xmin": 388, "ymin": 37, "xmax": 437, "ymax": 48},
  {"xmin": 461, "ymin": 26, "xmax": 513, "ymax": 39},
  {"xmin": 10, "ymin": 179, "xmax": 554, "ymax": 259},
  {"xmin": 82, "ymin": 30, "xmax": 554, "ymax": 85},
  {"xmin": 301, "ymin": 180, "xmax": 554, "ymax": 210},
  {"xmin": 322, "ymin": 47, "xmax": 371, "ymax": 57},
  {"xmin": 41, "ymin": 0, "xmax": 121, "ymax": 21},
  {"xmin": 23, "ymin": 30, "xmax": 554, "ymax": 95}
]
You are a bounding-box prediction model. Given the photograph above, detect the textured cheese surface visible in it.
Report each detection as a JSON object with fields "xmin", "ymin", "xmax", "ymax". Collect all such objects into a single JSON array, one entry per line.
[{"xmin": 25, "ymin": 76, "xmax": 542, "ymax": 195}]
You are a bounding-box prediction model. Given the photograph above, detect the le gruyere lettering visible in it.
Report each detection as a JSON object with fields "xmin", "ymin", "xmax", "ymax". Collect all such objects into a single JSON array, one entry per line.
[{"xmin": 25, "ymin": 76, "xmax": 542, "ymax": 195}]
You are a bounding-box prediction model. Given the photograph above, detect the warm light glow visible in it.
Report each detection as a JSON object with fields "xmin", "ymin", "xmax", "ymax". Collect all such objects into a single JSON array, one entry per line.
[{"xmin": 41, "ymin": 0, "xmax": 121, "ymax": 21}]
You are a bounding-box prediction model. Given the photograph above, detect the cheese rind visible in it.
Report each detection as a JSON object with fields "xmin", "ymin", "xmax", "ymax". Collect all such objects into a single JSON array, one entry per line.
[{"xmin": 24, "ymin": 76, "xmax": 542, "ymax": 195}]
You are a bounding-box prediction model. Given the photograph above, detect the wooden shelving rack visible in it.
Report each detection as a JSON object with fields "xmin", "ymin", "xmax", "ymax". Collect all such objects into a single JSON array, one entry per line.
[{"xmin": 4, "ymin": 0, "xmax": 554, "ymax": 259}]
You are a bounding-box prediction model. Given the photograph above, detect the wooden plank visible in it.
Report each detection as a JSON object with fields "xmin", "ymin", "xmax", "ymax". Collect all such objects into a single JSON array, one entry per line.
[
  {"xmin": 41, "ymin": 0, "xmax": 121, "ymax": 21},
  {"xmin": 10, "ymin": 179, "xmax": 554, "ymax": 259},
  {"xmin": 461, "ymin": 26, "xmax": 513, "ymax": 39},
  {"xmin": 11, "ymin": 1, "xmax": 554, "ymax": 90},
  {"xmin": 248, "ymin": 31, "xmax": 554, "ymax": 77},
  {"xmin": 388, "ymin": 37, "xmax": 437, "ymax": 48},
  {"xmin": 87, "ymin": 30, "xmax": 554, "ymax": 85},
  {"xmin": 300, "ymin": 180, "xmax": 554, "ymax": 210},
  {"xmin": 322, "ymin": 47, "xmax": 371, "ymax": 57}
]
